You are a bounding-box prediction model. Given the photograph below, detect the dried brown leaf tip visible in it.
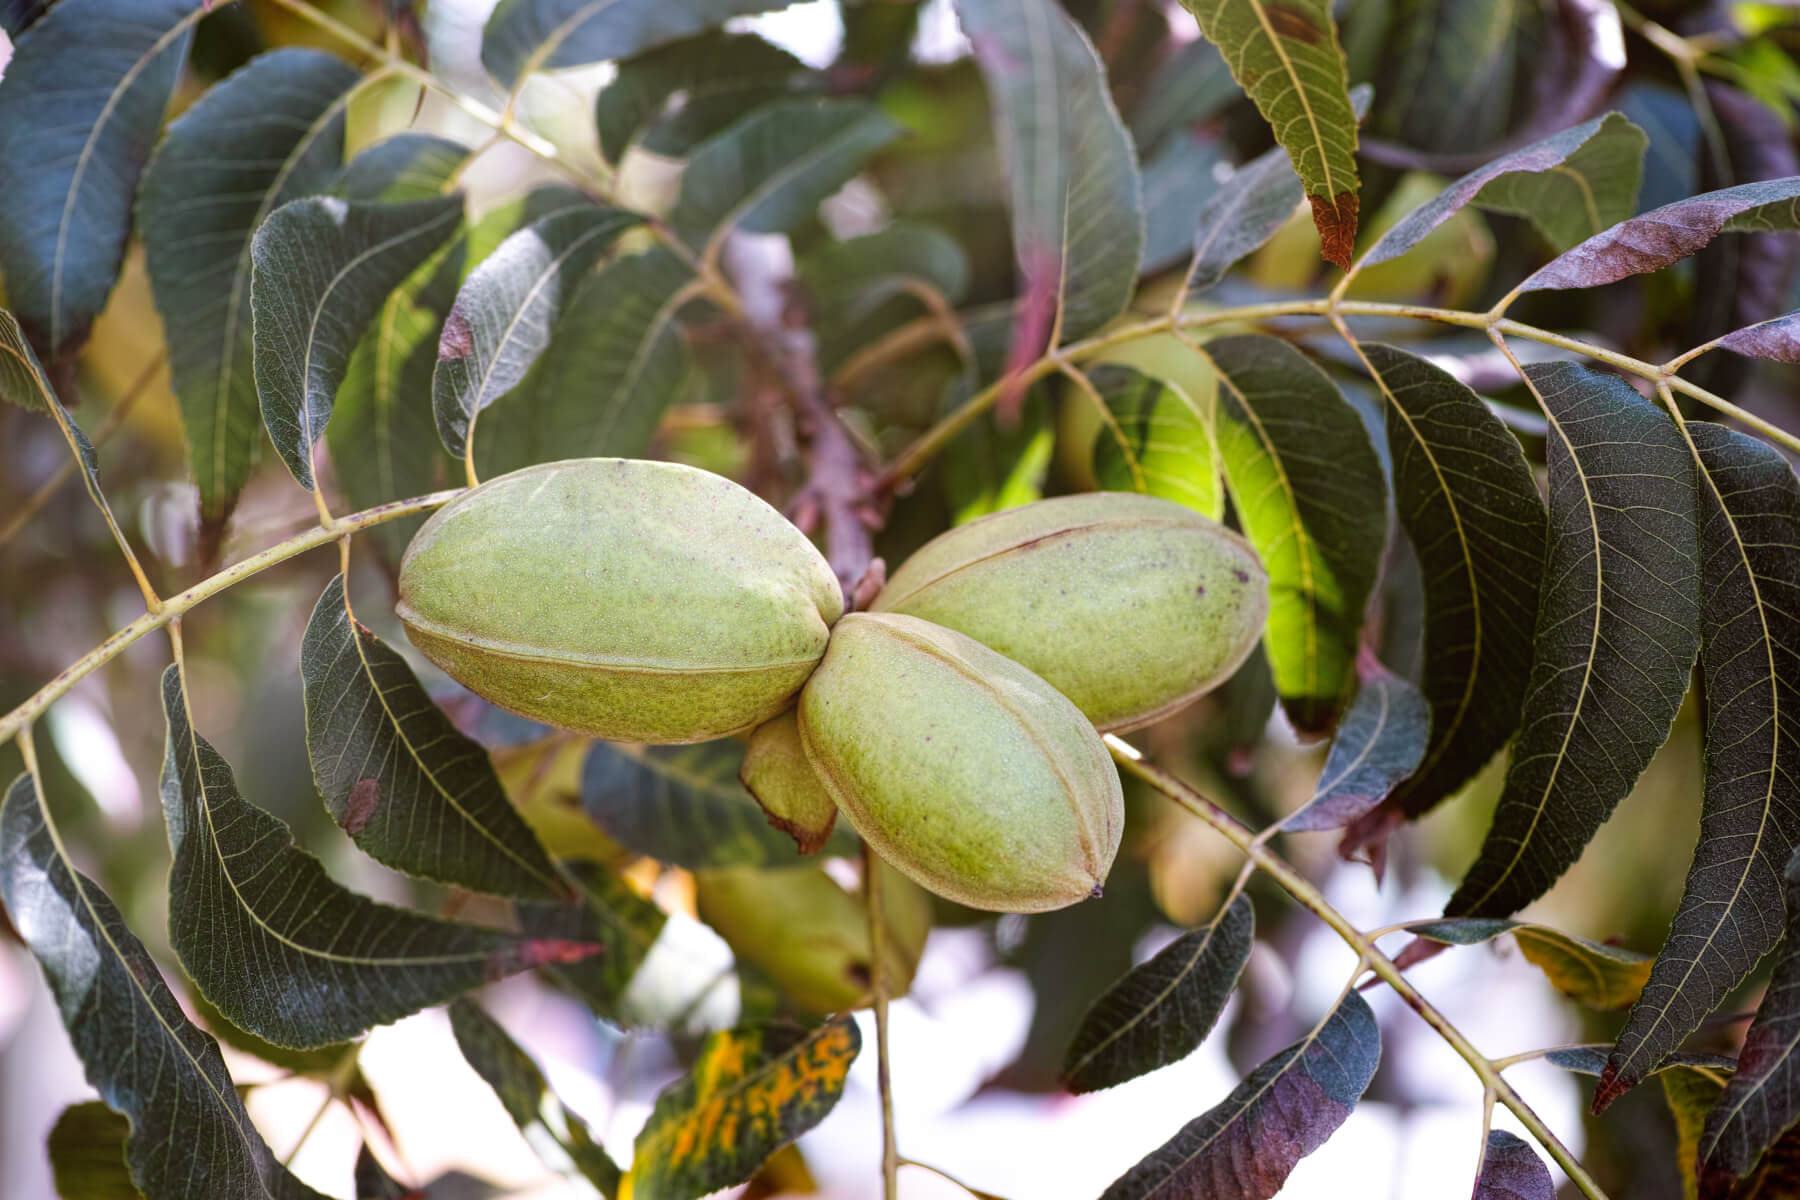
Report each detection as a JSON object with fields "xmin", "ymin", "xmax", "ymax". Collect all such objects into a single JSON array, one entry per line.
[{"xmin": 1310, "ymin": 191, "xmax": 1360, "ymax": 270}]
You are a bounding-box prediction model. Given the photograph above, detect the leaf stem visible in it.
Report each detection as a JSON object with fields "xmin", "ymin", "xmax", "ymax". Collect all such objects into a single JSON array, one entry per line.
[
  {"xmin": 1104, "ymin": 737, "xmax": 1612, "ymax": 1200},
  {"xmin": 864, "ymin": 844, "xmax": 899, "ymax": 1200},
  {"xmin": 0, "ymin": 490, "xmax": 462, "ymax": 747}
]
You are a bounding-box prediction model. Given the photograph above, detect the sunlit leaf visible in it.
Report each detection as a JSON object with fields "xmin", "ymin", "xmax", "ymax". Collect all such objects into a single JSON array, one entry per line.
[
  {"xmin": 1141, "ymin": 135, "xmax": 1227, "ymax": 275},
  {"xmin": 449, "ymin": 999, "xmax": 623, "ymax": 1193},
  {"xmin": 473, "ymin": 247, "xmax": 694, "ymax": 479},
  {"xmin": 1, "ymin": 774, "xmax": 328, "ymax": 1200},
  {"xmin": 1205, "ymin": 334, "xmax": 1387, "ymax": 732},
  {"xmin": 1176, "ymin": 0, "xmax": 1361, "ymax": 268},
  {"xmin": 0, "ymin": 0, "xmax": 202, "ymax": 359},
  {"xmin": 481, "ymin": 0, "xmax": 790, "ymax": 90},
  {"xmin": 580, "ymin": 739, "xmax": 852, "ymax": 869},
  {"xmin": 330, "ymin": 133, "xmax": 469, "ymax": 204},
  {"xmin": 627, "ymin": 1018, "xmax": 861, "ymax": 1200},
  {"xmin": 1182, "ymin": 145, "xmax": 1303, "ymax": 297},
  {"xmin": 1281, "ymin": 654, "xmax": 1428, "ymax": 833},
  {"xmin": 159, "ymin": 666, "xmax": 590, "ymax": 1049},
  {"xmin": 668, "ymin": 98, "xmax": 901, "ymax": 248},
  {"xmin": 1099, "ymin": 990, "xmax": 1380, "ymax": 1199},
  {"xmin": 254, "ymin": 194, "xmax": 464, "ymax": 490},
  {"xmin": 1447, "ymin": 362, "xmax": 1699, "ymax": 919},
  {"xmin": 1358, "ymin": 111, "xmax": 1645, "ymax": 268},
  {"xmin": 1605, "ymin": 424, "xmax": 1800, "ymax": 1102},
  {"xmin": 1085, "ymin": 363, "xmax": 1222, "ymax": 519},
  {"xmin": 1407, "ymin": 918, "xmax": 1653, "ymax": 1010},
  {"xmin": 138, "ymin": 48, "xmax": 364, "ymax": 527},
  {"xmin": 300, "ymin": 575, "xmax": 562, "ymax": 899},
  {"xmin": 593, "ymin": 31, "xmax": 806, "ymax": 163},
  {"xmin": 1063, "ymin": 893, "xmax": 1253, "ymax": 1094},
  {"xmin": 957, "ymin": 0, "xmax": 1144, "ymax": 347},
  {"xmin": 47, "ymin": 1102, "xmax": 138, "ymax": 1200},
  {"xmin": 433, "ymin": 203, "xmax": 642, "ymax": 458},
  {"xmin": 1359, "ymin": 343, "xmax": 1545, "ymax": 818},
  {"xmin": 1474, "ymin": 1130, "xmax": 1553, "ymax": 1200}
]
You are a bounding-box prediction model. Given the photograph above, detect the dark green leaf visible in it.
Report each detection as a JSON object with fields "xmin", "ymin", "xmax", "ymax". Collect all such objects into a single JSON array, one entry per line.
[
  {"xmin": 1699, "ymin": 848, "xmax": 1800, "ymax": 1199},
  {"xmin": 0, "ymin": 1, "xmax": 50, "ymax": 35},
  {"xmin": 1175, "ymin": 0, "xmax": 1360, "ymax": 268},
  {"xmin": 517, "ymin": 860, "xmax": 681, "ymax": 1029},
  {"xmin": 1358, "ymin": 112, "xmax": 1645, "ymax": 268},
  {"xmin": 47, "ymin": 1102, "xmax": 139, "ymax": 1200},
  {"xmin": 473, "ymin": 247, "xmax": 693, "ymax": 479},
  {"xmin": 1086, "ymin": 362, "xmax": 1222, "ymax": 519},
  {"xmin": 0, "ymin": 0, "xmax": 201, "ymax": 358},
  {"xmin": 449, "ymin": 999, "xmax": 623, "ymax": 1193},
  {"xmin": 353, "ymin": 1146, "xmax": 422, "ymax": 1200},
  {"xmin": 1521, "ymin": 178, "xmax": 1800, "ymax": 294},
  {"xmin": 1446, "ymin": 362, "xmax": 1700, "ymax": 918},
  {"xmin": 138, "ymin": 47, "xmax": 364, "ymax": 526},
  {"xmin": 1474, "ymin": 1130, "xmax": 1553, "ymax": 1200},
  {"xmin": 1360, "ymin": 343, "xmax": 1545, "ymax": 818},
  {"xmin": 957, "ymin": 0, "xmax": 1144, "ymax": 345},
  {"xmin": 1140, "ymin": 135, "xmax": 1227, "ymax": 276},
  {"xmin": 593, "ymin": 31, "xmax": 806, "ymax": 164},
  {"xmin": 1205, "ymin": 334, "xmax": 1387, "ymax": 732},
  {"xmin": 158, "ymin": 665, "xmax": 591, "ymax": 1049},
  {"xmin": 1062, "ymin": 893, "xmax": 1253, "ymax": 1094},
  {"xmin": 1099, "ymin": 990, "xmax": 1380, "ymax": 1199},
  {"xmin": 941, "ymin": 373, "xmax": 1053, "ymax": 522},
  {"xmin": 1130, "ymin": 38, "xmax": 1237, "ymax": 155},
  {"xmin": 480, "ymin": 0, "xmax": 789, "ymax": 90},
  {"xmin": 253, "ymin": 193, "xmax": 464, "ymax": 490},
  {"xmin": 1, "ymin": 304, "xmax": 54, "ymax": 412},
  {"xmin": 1605, "ymin": 424, "xmax": 1800, "ymax": 1101},
  {"xmin": 300, "ymin": 574, "xmax": 561, "ymax": 899},
  {"xmin": 580, "ymin": 739, "xmax": 851, "ymax": 869},
  {"xmin": 628, "ymin": 1019, "xmax": 860, "ymax": 1200},
  {"xmin": 668, "ymin": 98, "xmax": 901, "ymax": 248},
  {"xmin": 1406, "ymin": 918, "xmax": 1652, "ymax": 1010},
  {"xmin": 0, "ymin": 774, "xmax": 328, "ymax": 1200},
  {"xmin": 1545, "ymin": 1045, "xmax": 1734, "ymax": 1078},
  {"xmin": 331, "ymin": 133, "xmax": 469, "ymax": 204},
  {"xmin": 1281, "ymin": 654, "xmax": 1428, "ymax": 832},
  {"xmin": 433, "ymin": 203, "xmax": 642, "ymax": 458}
]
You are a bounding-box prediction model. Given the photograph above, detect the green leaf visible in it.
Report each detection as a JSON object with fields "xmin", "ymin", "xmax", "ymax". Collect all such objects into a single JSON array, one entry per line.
[
  {"xmin": 941, "ymin": 374, "xmax": 1053, "ymax": 522},
  {"xmin": 593, "ymin": 31, "xmax": 806, "ymax": 164},
  {"xmin": 0, "ymin": 304, "xmax": 54, "ymax": 412},
  {"xmin": 1186, "ymin": 152, "xmax": 1303, "ymax": 302},
  {"xmin": 1521, "ymin": 178, "xmax": 1800, "ymax": 294},
  {"xmin": 0, "ymin": 774, "xmax": 328, "ymax": 1200},
  {"xmin": 449, "ymin": 999, "xmax": 623, "ymax": 1194},
  {"xmin": 1699, "ymin": 848, "xmax": 1800, "ymax": 1198},
  {"xmin": 433, "ymin": 203, "xmax": 643, "ymax": 458},
  {"xmin": 1140, "ymin": 134, "xmax": 1228, "ymax": 276},
  {"xmin": 627, "ymin": 1018, "xmax": 861, "ymax": 1200},
  {"xmin": 1545, "ymin": 1045, "xmax": 1734, "ymax": 1079},
  {"xmin": 1205, "ymin": 334, "xmax": 1387, "ymax": 732},
  {"xmin": 1099, "ymin": 990, "xmax": 1380, "ymax": 1199},
  {"xmin": 518, "ymin": 860, "xmax": 677, "ymax": 1028},
  {"xmin": 1359, "ymin": 343, "xmax": 1546, "ymax": 818},
  {"xmin": 0, "ymin": 0, "xmax": 202, "ymax": 359},
  {"xmin": 1086, "ymin": 363, "xmax": 1223, "ymax": 520},
  {"xmin": 1281, "ymin": 654, "xmax": 1429, "ymax": 833},
  {"xmin": 668, "ymin": 98, "xmax": 902, "ymax": 248},
  {"xmin": 580, "ymin": 739, "xmax": 852, "ymax": 869},
  {"xmin": 1446, "ymin": 362, "xmax": 1700, "ymax": 919},
  {"xmin": 957, "ymin": 0, "xmax": 1144, "ymax": 344},
  {"xmin": 253, "ymin": 193, "xmax": 464, "ymax": 491},
  {"xmin": 797, "ymin": 222, "xmax": 971, "ymax": 368},
  {"xmin": 330, "ymin": 133, "xmax": 469, "ymax": 204},
  {"xmin": 0, "ymin": 2, "xmax": 51, "ymax": 35},
  {"xmin": 1358, "ymin": 112, "xmax": 1645, "ymax": 269},
  {"xmin": 1062, "ymin": 893, "xmax": 1253, "ymax": 1094},
  {"xmin": 1405, "ymin": 918, "xmax": 1653, "ymax": 1009},
  {"xmin": 299, "ymin": 574, "xmax": 562, "ymax": 899},
  {"xmin": 1130, "ymin": 38, "xmax": 1238, "ymax": 154},
  {"xmin": 1662, "ymin": 1061, "xmax": 1731, "ymax": 1200},
  {"xmin": 138, "ymin": 48, "xmax": 364, "ymax": 527},
  {"xmin": 1474, "ymin": 1130, "xmax": 1553, "ymax": 1200},
  {"xmin": 480, "ymin": 0, "xmax": 791, "ymax": 90},
  {"xmin": 473, "ymin": 247, "xmax": 694, "ymax": 479},
  {"xmin": 47, "ymin": 1102, "xmax": 139, "ymax": 1200},
  {"xmin": 1605, "ymin": 424, "xmax": 1800, "ymax": 1100},
  {"xmin": 158, "ymin": 665, "xmax": 591, "ymax": 1049},
  {"xmin": 1176, "ymin": 0, "xmax": 1361, "ymax": 268}
]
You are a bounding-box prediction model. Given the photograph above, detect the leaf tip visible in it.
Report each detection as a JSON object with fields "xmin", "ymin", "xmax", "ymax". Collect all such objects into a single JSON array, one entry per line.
[
  {"xmin": 1309, "ymin": 192, "xmax": 1360, "ymax": 271},
  {"xmin": 1591, "ymin": 1062, "xmax": 1632, "ymax": 1115}
]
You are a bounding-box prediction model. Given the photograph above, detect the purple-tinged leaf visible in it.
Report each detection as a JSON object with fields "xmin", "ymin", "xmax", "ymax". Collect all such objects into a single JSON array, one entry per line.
[
  {"xmin": 1519, "ymin": 177, "xmax": 1800, "ymax": 295},
  {"xmin": 1062, "ymin": 894, "xmax": 1253, "ymax": 1093},
  {"xmin": 1474, "ymin": 1130, "xmax": 1553, "ymax": 1200},
  {"xmin": 1446, "ymin": 362, "xmax": 1699, "ymax": 920},
  {"xmin": 1, "ymin": 774, "xmax": 330, "ymax": 1200},
  {"xmin": 1359, "ymin": 112, "xmax": 1644, "ymax": 269},
  {"xmin": 1604, "ymin": 424, "xmax": 1800, "ymax": 1107},
  {"xmin": 1360, "ymin": 343, "xmax": 1546, "ymax": 820},
  {"xmin": 1099, "ymin": 990, "xmax": 1379, "ymax": 1199},
  {"xmin": 1406, "ymin": 918, "xmax": 1652, "ymax": 1010},
  {"xmin": 1183, "ymin": 145, "xmax": 1304, "ymax": 298},
  {"xmin": 159, "ymin": 666, "xmax": 594, "ymax": 1049},
  {"xmin": 1717, "ymin": 311, "xmax": 1800, "ymax": 363},
  {"xmin": 1699, "ymin": 847, "xmax": 1800, "ymax": 1199},
  {"xmin": 1282, "ymin": 653, "xmax": 1428, "ymax": 833}
]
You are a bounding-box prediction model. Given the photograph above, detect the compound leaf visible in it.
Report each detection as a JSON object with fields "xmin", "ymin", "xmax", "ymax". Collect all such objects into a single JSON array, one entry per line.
[{"xmin": 1281, "ymin": 653, "xmax": 1429, "ymax": 833}]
